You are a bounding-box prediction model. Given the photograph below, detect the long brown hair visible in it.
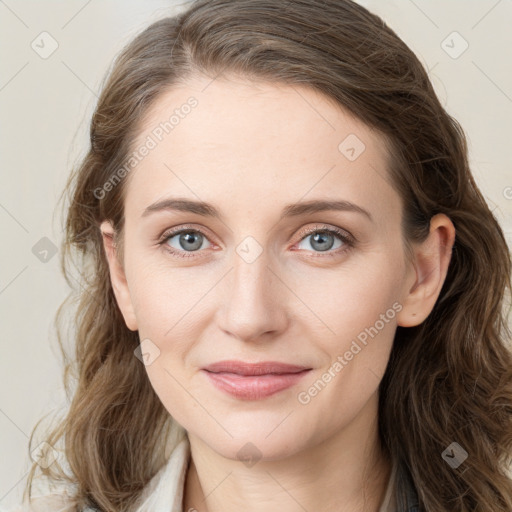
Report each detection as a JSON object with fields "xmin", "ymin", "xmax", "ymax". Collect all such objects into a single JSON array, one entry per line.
[{"xmin": 23, "ymin": 0, "xmax": 512, "ymax": 510}]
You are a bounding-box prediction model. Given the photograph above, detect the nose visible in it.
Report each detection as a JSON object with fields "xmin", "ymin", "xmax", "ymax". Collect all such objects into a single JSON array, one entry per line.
[{"xmin": 216, "ymin": 249, "xmax": 289, "ymax": 343}]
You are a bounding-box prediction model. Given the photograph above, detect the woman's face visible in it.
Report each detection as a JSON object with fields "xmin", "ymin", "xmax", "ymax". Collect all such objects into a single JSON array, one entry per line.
[{"xmin": 102, "ymin": 75, "xmax": 422, "ymax": 461}]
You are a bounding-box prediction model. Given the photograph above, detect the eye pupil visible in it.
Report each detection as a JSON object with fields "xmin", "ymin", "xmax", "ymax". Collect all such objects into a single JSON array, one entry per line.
[{"xmin": 310, "ymin": 232, "xmax": 335, "ymax": 252}]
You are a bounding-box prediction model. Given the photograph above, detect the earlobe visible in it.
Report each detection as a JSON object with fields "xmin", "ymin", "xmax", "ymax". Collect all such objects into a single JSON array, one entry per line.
[
  {"xmin": 396, "ymin": 214, "xmax": 456, "ymax": 328},
  {"xmin": 100, "ymin": 220, "xmax": 138, "ymax": 331}
]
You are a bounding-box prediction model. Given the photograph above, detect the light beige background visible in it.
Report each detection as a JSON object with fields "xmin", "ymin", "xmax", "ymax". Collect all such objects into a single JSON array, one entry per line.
[{"xmin": 1, "ymin": 1, "xmax": 511, "ymax": 509}]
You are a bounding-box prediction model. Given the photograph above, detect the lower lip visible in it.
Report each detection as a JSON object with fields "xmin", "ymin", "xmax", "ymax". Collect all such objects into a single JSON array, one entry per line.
[{"xmin": 202, "ymin": 369, "xmax": 311, "ymax": 400}]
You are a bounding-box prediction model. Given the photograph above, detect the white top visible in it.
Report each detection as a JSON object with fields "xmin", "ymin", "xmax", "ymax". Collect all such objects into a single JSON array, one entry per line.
[{"xmin": 7, "ymin": 435, "xmax": 397, "ymax": 512}]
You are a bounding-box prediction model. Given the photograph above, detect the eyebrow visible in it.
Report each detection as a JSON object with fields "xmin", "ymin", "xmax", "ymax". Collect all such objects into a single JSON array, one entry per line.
[{"xmin": 141, "ymin": 197, "xmax": 373, "ymax": 222}]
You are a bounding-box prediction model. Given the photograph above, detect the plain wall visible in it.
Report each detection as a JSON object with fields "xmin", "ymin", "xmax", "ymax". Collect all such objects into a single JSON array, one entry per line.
[{"xmin": 1, "ymin": 1, "xmax": 511, "ymax": 509}]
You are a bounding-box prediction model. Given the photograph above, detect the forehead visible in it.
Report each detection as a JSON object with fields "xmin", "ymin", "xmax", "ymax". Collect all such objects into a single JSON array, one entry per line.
[{"xmin": 123, "ymin": 75, "xmax": 401, "ymax": 225}]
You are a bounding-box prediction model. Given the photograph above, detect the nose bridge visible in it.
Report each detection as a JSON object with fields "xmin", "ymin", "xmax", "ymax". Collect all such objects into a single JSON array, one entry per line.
[
  {"xmin": 217, "ymin": 240, "xmax": 286, "ymax": 341},
  {"xmin": 231, "ymin": 233, "xmax": 273, "ymax": 297},
  {"xmin": 232, "ymin": 249, "xmax": 270, "ymax": 302}
]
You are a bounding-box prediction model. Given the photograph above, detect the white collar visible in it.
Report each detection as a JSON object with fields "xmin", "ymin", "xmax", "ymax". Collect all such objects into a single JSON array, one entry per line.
[{"xmin": 131, "ymin": 435, "xmax": 191, "ymax": 512}]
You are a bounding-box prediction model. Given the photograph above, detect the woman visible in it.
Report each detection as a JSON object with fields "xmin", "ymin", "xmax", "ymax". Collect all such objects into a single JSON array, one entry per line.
[{"xmin": 13, "ymin": 0, "xmax": 512, "ymax": 511}]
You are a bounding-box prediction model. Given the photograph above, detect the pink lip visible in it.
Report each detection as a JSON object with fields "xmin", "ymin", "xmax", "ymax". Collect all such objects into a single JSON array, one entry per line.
[{"xmin": 202, "ymin": 360, "xmax": 312, "ymax": 400}]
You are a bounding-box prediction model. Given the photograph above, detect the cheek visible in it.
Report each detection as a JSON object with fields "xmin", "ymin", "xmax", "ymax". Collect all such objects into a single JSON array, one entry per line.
[
  {"xmin": 332, "ymin": 276, "xmax": 401, "ymax": 350},
  {"xmin": 295, "ymin": 282, "xmax": 398, "ymax": 432},
  {"xmin": 291, "ymin": 254, "xmax": 402, "ymax": 405},
  {"xmin": 314, "ymin": 277, "xmax": 398, "ymax": 387},
  {"xmin": 142, "ymin": 361, "xmax": 197, "ymax": 429},
  {"xmin": 291, "ymin": 254, "xmax": 403, "ymax": 344},
  {"xmin": 128, "ymin": 258, "xmax": 215, "ymax": 336}
]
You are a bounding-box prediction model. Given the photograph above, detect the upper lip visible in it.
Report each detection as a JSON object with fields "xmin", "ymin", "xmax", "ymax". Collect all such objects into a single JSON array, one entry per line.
[{"xmin": 203, "ymin": 360, "xmax": 311, "ymax": 376}]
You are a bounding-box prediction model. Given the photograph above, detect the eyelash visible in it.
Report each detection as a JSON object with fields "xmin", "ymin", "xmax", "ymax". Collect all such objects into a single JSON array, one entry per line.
[{"xmin": 157, "ymin": 223, "xmax": 356, "ymax": 260}]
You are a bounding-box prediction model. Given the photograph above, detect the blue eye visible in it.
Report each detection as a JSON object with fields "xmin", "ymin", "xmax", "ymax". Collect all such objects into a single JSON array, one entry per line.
[
  {"xmin": 161, "ymin": 229, "xmax": 211, "ymax": 258},
  {"xmin": 158, "ymin": 224, "xmax": 355, "ymax": 259},
  {"xmin": 291, "ymin": 226, "xmax": 355, "ymax": 258},
  {"xmin": 297, "ymin": 229, "xmax": 344, "ymax": 252}
]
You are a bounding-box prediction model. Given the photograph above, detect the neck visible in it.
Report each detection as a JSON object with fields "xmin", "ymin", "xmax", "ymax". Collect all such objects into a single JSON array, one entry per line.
[{"xmin": 182, "ymin": 392, "xmax": 392, "ymax": 512}]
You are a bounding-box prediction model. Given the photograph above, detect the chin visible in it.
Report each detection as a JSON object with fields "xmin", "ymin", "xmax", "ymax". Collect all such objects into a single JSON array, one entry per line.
[{"xmin": 189, "ymin": 417, "xmax": 316, "ymax": 464}]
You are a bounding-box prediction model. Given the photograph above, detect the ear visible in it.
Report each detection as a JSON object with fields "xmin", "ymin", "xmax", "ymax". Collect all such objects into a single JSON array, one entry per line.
[
  {"xmin": 396, "ymin": 213, "xmax": 456, "ymax": 327},
  {"xmin": 100, "ymin": 220, "xmax": 138, "ymax": 331}
]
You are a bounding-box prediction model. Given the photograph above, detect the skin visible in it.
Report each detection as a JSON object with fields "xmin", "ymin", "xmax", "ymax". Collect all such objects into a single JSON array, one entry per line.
[{"xmin": 101, "ymin": 74, "xmax": 455, "ymax": 512}]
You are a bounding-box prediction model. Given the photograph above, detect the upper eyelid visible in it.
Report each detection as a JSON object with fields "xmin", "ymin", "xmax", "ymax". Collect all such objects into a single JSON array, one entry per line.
[{"xmin": 161, "ymin": 225, "xmax": 215, "ymax": 243}]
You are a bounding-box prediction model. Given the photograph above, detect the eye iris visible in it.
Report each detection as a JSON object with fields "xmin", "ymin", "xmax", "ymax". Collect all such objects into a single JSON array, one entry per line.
[
  {"xmin": 179, "ymin": 231, "xmax": 203, "ymax": 251},
  {"xmin": 310, "ymin": 231, "xmax": 335, "ymax": 252}
]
